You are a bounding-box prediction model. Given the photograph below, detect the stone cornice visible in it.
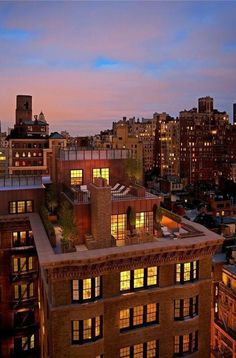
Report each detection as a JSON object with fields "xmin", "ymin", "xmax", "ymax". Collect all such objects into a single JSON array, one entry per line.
[{"xmin": 47, "ymin": 245, "xmax": 219, "ymax": 280}]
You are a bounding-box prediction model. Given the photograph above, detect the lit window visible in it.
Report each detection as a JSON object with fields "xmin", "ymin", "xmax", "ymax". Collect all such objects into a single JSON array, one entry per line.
[
  {"xmin": 174, "ymin": 296, "xmax": 198, "ymax": 320},
  {"xmin": 120, "ymin": 303, "xmax": 158, "ymax": 331},
  {"xmin": 120, "ymin": 267, "xmax": 158, "ymax": 292},
  {"xmin": 92, "ymin": 168, "xmax": 109, "ymax": 184},
  {"xmin": 174, "ymin": 331, "xmax": 198, "ymax": 356},
  {"xmin": 135, "ymin": 212, "xmax": 153, "ymax": 232},
  {"xmin": 72, "ymin": 316, "xmax": 103, "ymax": 344},
  {"xmin": 120, "ymin": 340, "xmax": 158, "ymax": 358},
  {"xmin": 175, "ymin": 261, "xmax": 198, "ymax": 284},
  {"xmin": 9, "ymin": 201, "xmax": 33, "ymax": 214},
  {"xmin": 111, "ymin": 214, "xmax": 127, "ymax": 244},
  {"xmin": 14, "ymin": 283, "xmax": 34, "ymax": 300},
  {"xmin": 70, "ymin": 169, "xmax": 83, "ymax": 186},
  {"xmin": 72, "ymin": 277, "xmax": 101, "ymax": 303}
]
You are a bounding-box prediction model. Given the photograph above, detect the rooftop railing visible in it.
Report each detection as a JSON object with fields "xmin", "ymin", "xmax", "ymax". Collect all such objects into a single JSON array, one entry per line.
[
  {"xmin": 0, "ymin": 175, "xmax": 42, "ymax": 188},
  {"xmin": 59, "ymin": 148, "xmax": 130, "ymax": 161}
]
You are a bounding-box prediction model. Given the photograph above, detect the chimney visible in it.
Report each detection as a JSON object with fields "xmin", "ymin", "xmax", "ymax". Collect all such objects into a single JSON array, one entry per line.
[{"xmin": 88, "ymin": 179, "xmax": 112, "ymax": 248}]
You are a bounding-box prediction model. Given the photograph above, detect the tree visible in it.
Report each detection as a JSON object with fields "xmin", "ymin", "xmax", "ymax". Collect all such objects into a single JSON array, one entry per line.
[
  {"xmin": 46, "ymin": 184, "xmax": 58, "ymax": 214},
  {"xmin": 58, "ymin": 200, "xmax": 77, "ymax": 244}
]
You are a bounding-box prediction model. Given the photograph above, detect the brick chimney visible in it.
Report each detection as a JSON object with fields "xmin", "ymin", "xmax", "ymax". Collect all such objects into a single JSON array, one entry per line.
[{"xmin": 88, "ymin": 178, "xmax": 112, "ymax": 248}]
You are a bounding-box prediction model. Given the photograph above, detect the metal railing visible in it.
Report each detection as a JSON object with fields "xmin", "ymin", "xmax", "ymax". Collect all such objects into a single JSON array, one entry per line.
[
  {"xmin": 0, "ymin": 175, "xmax": 42, "ymax": 187},
  {"xmin": 59, "ymin": 148, "xmax": 130, "ymax": 161}
]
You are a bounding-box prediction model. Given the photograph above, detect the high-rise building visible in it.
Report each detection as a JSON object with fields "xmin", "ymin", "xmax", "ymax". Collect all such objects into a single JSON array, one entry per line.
[
  {"xmin": 153, "ymin": 113, "xmax": 180, "ymax": 177},
  {"xmin": 179, "ymin": 97, "xmax": 232, "ymax": 183}
]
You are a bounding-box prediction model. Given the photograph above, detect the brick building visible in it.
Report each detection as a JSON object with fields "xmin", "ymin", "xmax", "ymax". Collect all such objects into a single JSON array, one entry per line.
[
  {"xmin": 0, "ymin": 176, "xmax": 44, "ymax": 357},
  {"xmin": 36, "ymin": 177, "xmax": 223, "ymax": 358},
  {"xmin": 179, "ymin": 97, "xmax": 236, "ymax": 184},
  {"xmin": 7, "ymin": 95, "xmax": 66, "ymax": 179},
  {"xmin": 153, "ymin": 113, "xmax": 179, "ymax": 177},
  {"xmin": 211, "ymin": 263, "xmax": 236, "ymax": 357}
]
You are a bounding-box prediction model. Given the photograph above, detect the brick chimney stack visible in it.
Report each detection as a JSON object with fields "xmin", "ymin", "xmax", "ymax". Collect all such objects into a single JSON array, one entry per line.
[{"xmin": 88, "ymin": 178, "xmax": 112, "ymax": 248}]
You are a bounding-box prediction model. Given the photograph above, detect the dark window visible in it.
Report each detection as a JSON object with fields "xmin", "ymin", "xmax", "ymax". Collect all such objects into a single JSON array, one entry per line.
[
  {"xmin": 174, "ymin": 296, "xmax": 198, "ymax": 320},
  {"xmin": 72, "ymin": 316, "xmax": 103, "ymax": 344},
  {"xmin": 175, "ymin": 261, "xmax": 198, "ymax": 284},
  {"xmin": 120, "ymin": 303, "xmax": 159, "ymax": 331},
  {"xmin": 120, "ymin": 267, "xmax": 159, "ymax": 292},
  {"xmin": 72, "ymin": 277, "xmax": 101, "ymax": 303},
  {"xmin": 174, "ymin": 331, "xmax": 198, "ymax": 356}
]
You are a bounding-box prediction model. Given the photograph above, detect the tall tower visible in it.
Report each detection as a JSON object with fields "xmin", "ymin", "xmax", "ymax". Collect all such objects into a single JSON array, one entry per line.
[
  {"xmin": 15, "ymin": 95, "xmax": 32, "ymax": 125},
  {"xmin": 198, "ymin": 96, "xmax": 213, "ymax": 113}
]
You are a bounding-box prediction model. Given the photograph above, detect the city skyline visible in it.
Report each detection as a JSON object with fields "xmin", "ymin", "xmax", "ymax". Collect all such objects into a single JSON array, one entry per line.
[{"xmin": 0, "ymin": 1, "xmax": 236, "ymax": 135}]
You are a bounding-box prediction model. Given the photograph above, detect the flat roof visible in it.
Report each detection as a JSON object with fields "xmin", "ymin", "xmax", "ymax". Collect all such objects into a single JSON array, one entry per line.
[{"xmin": 28, "ymin": 213, "xmax": 224, "ymax": 269}]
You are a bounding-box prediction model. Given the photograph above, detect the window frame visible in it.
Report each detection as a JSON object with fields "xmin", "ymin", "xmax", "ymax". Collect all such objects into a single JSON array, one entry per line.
[
  {"xmin": 70, "ymin": 169, "xmax": 83, "ymax": 186},
  {"xmin": 9, "ymin": 200, "xmax": 33, "ymax": 214},
  {"xmin": 174, "ymin": 331, "xmax": 198, "ymax": 356},
  {"xmin": 72, "ymin": 276, "xmax": 102, "ymax": 303},
  {"xmin": 92, "ymin": 167, "xmax": 109, "ymax": 184},
  {"xmin": 120, "ymin": 303, "xmax": 159, "ymax": 332},
  {"xmin": 175, "ymin": 261, "xmax": 199, "ymax": 284},
  {"xmin": 72, "ymin": 316, "xmax": 103, "ymax": 344},
  {"xmin": 120, "ymin": 267, "xmax": 159, "ymax": 293},
  {"xmin": 174, "ymin": 296, "xmax": 198, "ymax": 321},
  {"xmin": 120, "ymin": 340, "xmax": 159, "ymax": 358}
]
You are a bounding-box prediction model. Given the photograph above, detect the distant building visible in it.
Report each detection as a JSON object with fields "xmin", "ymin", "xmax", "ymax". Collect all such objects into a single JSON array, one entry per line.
[
  {"xmin": 179, "ymin": 97, "xmax": 235, "ymax": 183},
  {"xmin": 7, "ymin": 95, "xmax": 66, "ymax": 180},
  {"xmin": 153, "ymin": 113, "xmax": 180, "ymax": 177}
]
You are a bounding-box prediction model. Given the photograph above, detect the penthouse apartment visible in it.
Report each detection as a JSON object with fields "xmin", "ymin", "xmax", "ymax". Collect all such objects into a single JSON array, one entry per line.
[
  {"xmin": 35, "ymin": 161, "xmax": 223, "ymax": 358},
  {"xmin": 0, "ymin": 148, "xmax": 224, "ymax": 358}
]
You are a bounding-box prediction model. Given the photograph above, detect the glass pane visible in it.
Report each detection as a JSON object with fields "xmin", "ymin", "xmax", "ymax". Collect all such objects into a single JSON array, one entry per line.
[
  {"xmin": 147, "ymin": 267, "xmax": 157, "ymax": 286},
  {"xmin": 120, "ymin": 271, "xmax": 130, "ymax": 291},
  {"xmin": 134, "ymin": 269, "xmax": 144, "ymax": 288}
]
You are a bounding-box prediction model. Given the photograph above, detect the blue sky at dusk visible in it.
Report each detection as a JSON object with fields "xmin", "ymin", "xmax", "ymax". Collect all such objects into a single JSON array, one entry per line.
[{"xmin": 0, "ymin": 1, "xmax": 235, "ymax": 135}]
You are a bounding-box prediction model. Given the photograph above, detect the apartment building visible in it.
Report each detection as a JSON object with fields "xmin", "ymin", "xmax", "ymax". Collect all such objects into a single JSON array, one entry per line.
[
  {"xmin": 34, "ymin": 175, "xmax": 223, "ymax": 358},
  {"xmin": 0, "ymin": 176, "xmax": 44, "ymax": 358},
  {"xmin": 153, "ymin": 113, "xmax": 179, "ymax": 177},
  {"xmin": 7, "ymin": 95, "xmax": 66, "ymax": 179},
  {"xmin": 211, "ymin": 263, "xmax": 236, "ymax": 357},
  {"xmin": 179, "ymin": 97, "xmax": 236, "ymax": 183}
]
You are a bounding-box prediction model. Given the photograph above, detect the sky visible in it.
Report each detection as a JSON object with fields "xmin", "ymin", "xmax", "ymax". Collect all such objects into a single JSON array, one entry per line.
[{"xmin": 0, "ymin": 1, "xmax": 236, "ymax": 135}]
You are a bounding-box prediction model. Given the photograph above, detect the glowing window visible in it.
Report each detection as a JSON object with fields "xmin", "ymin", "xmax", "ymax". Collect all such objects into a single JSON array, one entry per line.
[
  {"xmin": 92, "ymin": 168, "xmax": 109, "ymax": 184},
  {"xmin": 70, "ymin": 169, "xmax": 83, "ymax": 186},
  {"xmin": 120, "ymin": 303, "xmax": 158, "ymax": 331},
  {"xmin": 111, "ymin": 214, "xmax": 127, "ymax": 244},
  {"xmin": 120, "ymin": 271, "xmax": 131, "ymax": 291},
  {"xmin": 175, "ymin": 261, "xmax": 198, "ymax": 284},
  {"xmin": 120, "ymin": 340, "xmax": 158, "ymax": 358},
  {"xmin": 17, "ymin": 201, "xmax": 25, "ymax": 213},
  {"xmin": 72, "ymin": 316, "xmax": 103, "ymax": 344},
  {"xmin": 120, "ymin": 267, "xmax": 158, "ymax": 292},
  {"xmin": 134, "ymin": 269, "xmax": 144, "ymax": 288},
  {"xmin": 174, "ymin": 331, "xmax": 198, "ymax": 355},
  {"xmin": 135, "ymin": 211, "xmax": 153, "ymax": 232},
  {"xmin": 72, "ymin": 276, "xmax": 101, "ymax": 303},
  {"xmin": 133, "ymin": 305, "xmax": 144, "ymax": 326}
]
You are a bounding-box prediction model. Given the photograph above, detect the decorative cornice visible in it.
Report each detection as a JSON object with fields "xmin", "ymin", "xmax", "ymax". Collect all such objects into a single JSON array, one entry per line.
[{"xmin": 47, "ymin": 245, "xmax": 218, "ymax": 280}]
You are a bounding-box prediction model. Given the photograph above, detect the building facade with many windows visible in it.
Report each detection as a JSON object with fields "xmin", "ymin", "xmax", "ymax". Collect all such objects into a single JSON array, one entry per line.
[{"xmin": 32, "ymin": 177, "xmax": 223, "ymax": 358}]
